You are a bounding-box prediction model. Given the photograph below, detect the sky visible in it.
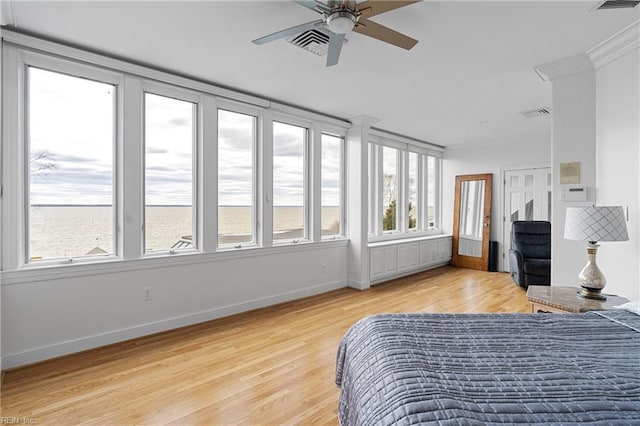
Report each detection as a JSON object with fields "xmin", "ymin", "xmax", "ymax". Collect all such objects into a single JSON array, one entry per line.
[{"xmin": 29, "ymin": 66, "xmax": 341, "ymax": 207}]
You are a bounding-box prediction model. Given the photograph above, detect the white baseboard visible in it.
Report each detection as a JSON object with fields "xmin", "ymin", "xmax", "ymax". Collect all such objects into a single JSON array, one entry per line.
[{"xmin": 1, "ymin": 279, "xmax": 346, "ymax": 370}]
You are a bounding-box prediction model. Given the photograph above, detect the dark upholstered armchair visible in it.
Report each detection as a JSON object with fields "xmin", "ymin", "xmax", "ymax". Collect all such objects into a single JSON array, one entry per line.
[{"xmin": 509, "ymin": 221, "xmax": 551, "ymax": 288}]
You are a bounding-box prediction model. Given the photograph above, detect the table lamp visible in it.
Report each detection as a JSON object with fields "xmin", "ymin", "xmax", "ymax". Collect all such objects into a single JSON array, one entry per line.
[{"xmin": 564, "ymin": 206, "xmax": 628, "ymax": 300}]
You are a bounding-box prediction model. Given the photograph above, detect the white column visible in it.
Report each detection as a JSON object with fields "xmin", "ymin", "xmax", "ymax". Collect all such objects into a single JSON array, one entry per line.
[
  {"xmin": 346, "ymin": 116, "xmax": 378, "ymax": 290},
  {"xmin": 534, "ymin": 53, "xmax": 596, "ymax": 286}
]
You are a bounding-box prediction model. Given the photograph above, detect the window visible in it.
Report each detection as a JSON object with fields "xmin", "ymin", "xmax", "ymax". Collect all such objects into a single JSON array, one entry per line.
[
  {"xmin": 272, "ymin": 121, "xmax": 307, "ymax": 242},
  {"xmin": 144, "ymin": 92, "xmax": 195, "ymax": 253},
  {"xmin": 408, "ymin": 152, "xmax": 419, "ymax": 230},
  {"xmin": 6, "ymin": 40, "xmax": 352, "ymax": 272},
  {"xmin": 27, "ymin": 67, "xmax": 115, "ymax": 261},
  {"xmin": 369, "ymin": 140, "xmax": 441, "ymax": 239},
  {"xmin": 382, "ymin": 146, "xmax": 398, "ymax": 232},
  {"xmin": 218, "ymin": 109, "xmax": 256, "ymax": 247},
  {"xmin": 321, "ymin": 133, "xmax": 343, "ymax": 238}
]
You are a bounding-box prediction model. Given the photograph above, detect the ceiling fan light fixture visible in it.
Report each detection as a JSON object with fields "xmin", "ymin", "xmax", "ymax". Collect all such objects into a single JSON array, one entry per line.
[{"xmin": 326, "ymin": 11, "xmax": 356, "ymax": 34}]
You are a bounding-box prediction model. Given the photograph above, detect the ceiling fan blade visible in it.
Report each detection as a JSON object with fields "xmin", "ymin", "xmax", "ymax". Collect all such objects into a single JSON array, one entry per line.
[
  {"xmin": 326, "ymin": 32, "xmax": 346, "ymax": 67},
  {"xmin": 353, "ymin": 18, "xmax": 418, "ymax": 50},
  {"xmin": 294, "ymin": 0, "xmax": 331, "ymax": 14},
  {"xmin": 357, "ymin": 0, "xmax": 422, "ymax": 18},
  {"xmin": 252, "ymin": 19, "xmax": 323, "ymax": 45}
]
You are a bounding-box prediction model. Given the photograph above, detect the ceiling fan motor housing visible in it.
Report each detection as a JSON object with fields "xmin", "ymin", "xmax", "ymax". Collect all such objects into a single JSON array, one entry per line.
[{"xmin": 326, "ymin": 10, "xmax": 357, "ymax": 34}]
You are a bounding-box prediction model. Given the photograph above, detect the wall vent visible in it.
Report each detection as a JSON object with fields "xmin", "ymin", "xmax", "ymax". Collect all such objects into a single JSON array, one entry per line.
[
  {"xmin": 287, "ymin": 29, "xmax": 347, "ymax": 56},
  {"xmin": 593, "ymin": 0, "xmax": 640, "ymax": 10},
  {"xmin": 519, "ymin": 107, "xmax": 551, "ymax": 118}
]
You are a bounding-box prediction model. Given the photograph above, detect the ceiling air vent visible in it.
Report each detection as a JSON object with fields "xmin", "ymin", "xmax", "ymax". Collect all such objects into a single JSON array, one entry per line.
[
  {"xmin": 287, "ymin": 29, "xmax": 347, "ymax": 57},
  {"xmin": 520, "ymin": 107, "xmax": 551, "ymax": 118},
  {"xmin": 593, "ymin": 0, "xmax": 640, "ymax": 9}
]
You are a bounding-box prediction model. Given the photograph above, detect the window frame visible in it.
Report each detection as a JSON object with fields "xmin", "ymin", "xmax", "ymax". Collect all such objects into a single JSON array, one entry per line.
[
  {"xmin": 216, "ymin": 99, "xmax": 262, "ymax": 250},
  {"xmin": 368, "ymin": 138, "xmax": 442, "ymax": 242},
  {"xmin": 17, "ymin": 50, "xmax": 124, "ymax": 268},
  {"xmin": 319, "ymin": 130, "xmax": 346, "ymax": 240},
  {"xmin": 141, "ymin": 80, "xmax": 202, "ymax": 257},
  {"xmin": 271, "ymin": 114, "xmax": 311, "ymax": 245},
  {"xmin": 406, "ymin": 150, "xmax": 421, "ymax": 232}
]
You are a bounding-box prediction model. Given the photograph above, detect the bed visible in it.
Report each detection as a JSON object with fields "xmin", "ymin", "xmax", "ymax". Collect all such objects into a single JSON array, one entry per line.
[{"xmin": 335, "ymin": 310, "xmax": 640, "ymax": 425}]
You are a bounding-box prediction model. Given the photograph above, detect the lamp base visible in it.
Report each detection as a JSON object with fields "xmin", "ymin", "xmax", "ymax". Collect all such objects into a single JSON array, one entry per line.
[
  {"xmin": 577, "ymin": 287, "xmax": 607, "ymax": 300},
  {"xmin": 576, "ymin": 242, "xmax": 607, "ymax": 300}
]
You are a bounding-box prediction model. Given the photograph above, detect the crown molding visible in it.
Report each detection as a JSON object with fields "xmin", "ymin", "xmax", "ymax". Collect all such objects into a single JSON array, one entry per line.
[
  {"xmin": 533, "ymin": 53, "xmax": 594, "ymax": 82},
  {"xmin": 0, "ymin": 1, "xmax": 17, "ymax": 26},
  {"xmin": 588, "ymin": 20, "xmax": 640, "ymax": 69},
  {"xmin": 369, "ymin": 127, "xmax": 444, "ymax": 153}
]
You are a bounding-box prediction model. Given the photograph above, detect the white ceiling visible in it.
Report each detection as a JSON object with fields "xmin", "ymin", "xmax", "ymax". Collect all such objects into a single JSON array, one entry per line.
[{"xmin": 1, "ymin": 1, "xmax": 638, "ymax": 147}]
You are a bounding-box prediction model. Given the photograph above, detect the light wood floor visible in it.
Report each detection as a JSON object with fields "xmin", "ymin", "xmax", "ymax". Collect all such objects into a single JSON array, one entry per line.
[{"xmin": 1, "ymin": 266, "xmax": 530, "ymax": 425}]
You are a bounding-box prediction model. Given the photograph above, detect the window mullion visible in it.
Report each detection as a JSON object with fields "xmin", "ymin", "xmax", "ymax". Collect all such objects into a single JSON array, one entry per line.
[
  {"xmin": 3, "ymin": 46, "xmax": 23, "ymax": 269},
  {"xmin": 260, "ymin": 110, "xmax": 274, "ymax": 248},
  {"xmin": 310, "ymin": 125, "xmax": 322, "ymax": 242},
  {"xmin": 201, "ymin": 94, "xmax": 217, "ymax": 253},
  {"xmin": 121, "ymin": 75, "xmax": 144, "ymax": 260}
]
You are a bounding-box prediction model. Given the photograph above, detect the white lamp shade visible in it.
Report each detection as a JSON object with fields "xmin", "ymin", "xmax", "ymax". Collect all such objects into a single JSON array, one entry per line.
[{"xmin": 564, "ymin": 206, "xmax": 629, "ymax": 242}]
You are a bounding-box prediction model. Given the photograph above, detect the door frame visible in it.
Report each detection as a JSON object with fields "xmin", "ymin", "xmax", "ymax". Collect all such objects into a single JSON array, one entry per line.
[
  {"xmin": 500, "ymin": 164, "xmax": 551, "ymax": 272},
  {"xmin": 452, "ymin": 173, "xmax": 493, "ymax": 271}
]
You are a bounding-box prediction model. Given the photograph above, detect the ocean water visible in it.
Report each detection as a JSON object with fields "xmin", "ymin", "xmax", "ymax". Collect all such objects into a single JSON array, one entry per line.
[{"xmin": 29, "ymin": 206, "xmax": 340, "ymax": 260}]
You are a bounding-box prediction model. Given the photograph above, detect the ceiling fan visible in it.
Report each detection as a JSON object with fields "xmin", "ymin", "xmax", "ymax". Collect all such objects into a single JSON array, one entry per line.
[{"xmin": 252, "ymin": 0, "xmax": 422, "ymax": 67}]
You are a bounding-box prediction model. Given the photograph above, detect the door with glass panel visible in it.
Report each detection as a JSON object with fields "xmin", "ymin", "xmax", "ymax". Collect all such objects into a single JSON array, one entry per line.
[{"xmin": 502, "ymin": 167, "xmax": 552, "ymax": 272}]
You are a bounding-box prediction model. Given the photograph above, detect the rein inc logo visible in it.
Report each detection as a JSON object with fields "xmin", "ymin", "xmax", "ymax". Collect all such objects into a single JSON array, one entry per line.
[{"xmin": 1, "ymin": 418, "xmax": 35, "ymax": 425}]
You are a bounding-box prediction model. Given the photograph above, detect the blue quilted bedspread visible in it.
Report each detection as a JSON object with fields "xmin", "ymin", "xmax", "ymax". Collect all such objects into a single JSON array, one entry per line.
[{"xmin": 336, "ymin": 311, "xmax": 640, "ymax": 425}]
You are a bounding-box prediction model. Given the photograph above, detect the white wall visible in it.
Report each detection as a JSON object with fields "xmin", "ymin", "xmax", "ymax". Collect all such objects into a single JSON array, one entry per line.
[
  {"xmin": 595, "ymin": 49, "xmax": 640, "ymax": 300},
  {"xmin": 1, "ymin": 244, "xmax": 347, "ymax": 368},
  {"xmin": 442, "ymin": 135, "xmax": 551, "ymax": 269}
]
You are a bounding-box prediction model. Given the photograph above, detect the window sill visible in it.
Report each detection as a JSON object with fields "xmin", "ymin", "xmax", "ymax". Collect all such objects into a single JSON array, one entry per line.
[
  {"xmin": 0, "ymin": 239, "xmax": 349, "ymax": 286},
  {"xmin": 368, "ymin": 230, "xmax": 446, "ymax": 245},
  {"xmin": 368, "ymin": 232, "xmax": 451, "ymax": 248}
]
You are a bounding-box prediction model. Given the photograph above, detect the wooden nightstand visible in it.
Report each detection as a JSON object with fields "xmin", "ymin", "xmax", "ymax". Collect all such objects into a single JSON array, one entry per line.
[{"xmin": 526, "ymin": 285, "xmax": 629, "ymax": 314}]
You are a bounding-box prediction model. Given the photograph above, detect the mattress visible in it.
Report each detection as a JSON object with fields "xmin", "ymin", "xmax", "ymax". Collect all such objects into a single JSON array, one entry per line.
[{"xmin": 335, "ymin": 311, "xmax": 640, "ymax": 425}]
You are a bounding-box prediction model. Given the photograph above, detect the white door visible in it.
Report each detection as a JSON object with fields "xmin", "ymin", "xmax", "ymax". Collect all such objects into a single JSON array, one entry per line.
[{"xmin": 502, "ymin": 167, "xmax": 552, "ymax": 272}]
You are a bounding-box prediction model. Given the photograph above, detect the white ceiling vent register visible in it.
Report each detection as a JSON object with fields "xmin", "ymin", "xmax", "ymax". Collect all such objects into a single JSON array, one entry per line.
[
  {"xmin": 519, "ymin": 107, "xmax": 551, "ymax": 118},
  {"xmin": 287, "ymin": 29, "xmax": 347, "ymax": 57},
  {"xmin": 592, "ymin": 0, "xmax": 640, "ymax": 10}
]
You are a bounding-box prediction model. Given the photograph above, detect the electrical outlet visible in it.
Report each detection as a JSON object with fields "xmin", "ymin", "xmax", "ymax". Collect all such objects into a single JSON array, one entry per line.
[
  {"xmin": 321, "ymin": 264, "xmax": 327, "ymax": 273},
  {"xmin": 144, "ymin": 287, "xmax": 152, "ymax": 301}
]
